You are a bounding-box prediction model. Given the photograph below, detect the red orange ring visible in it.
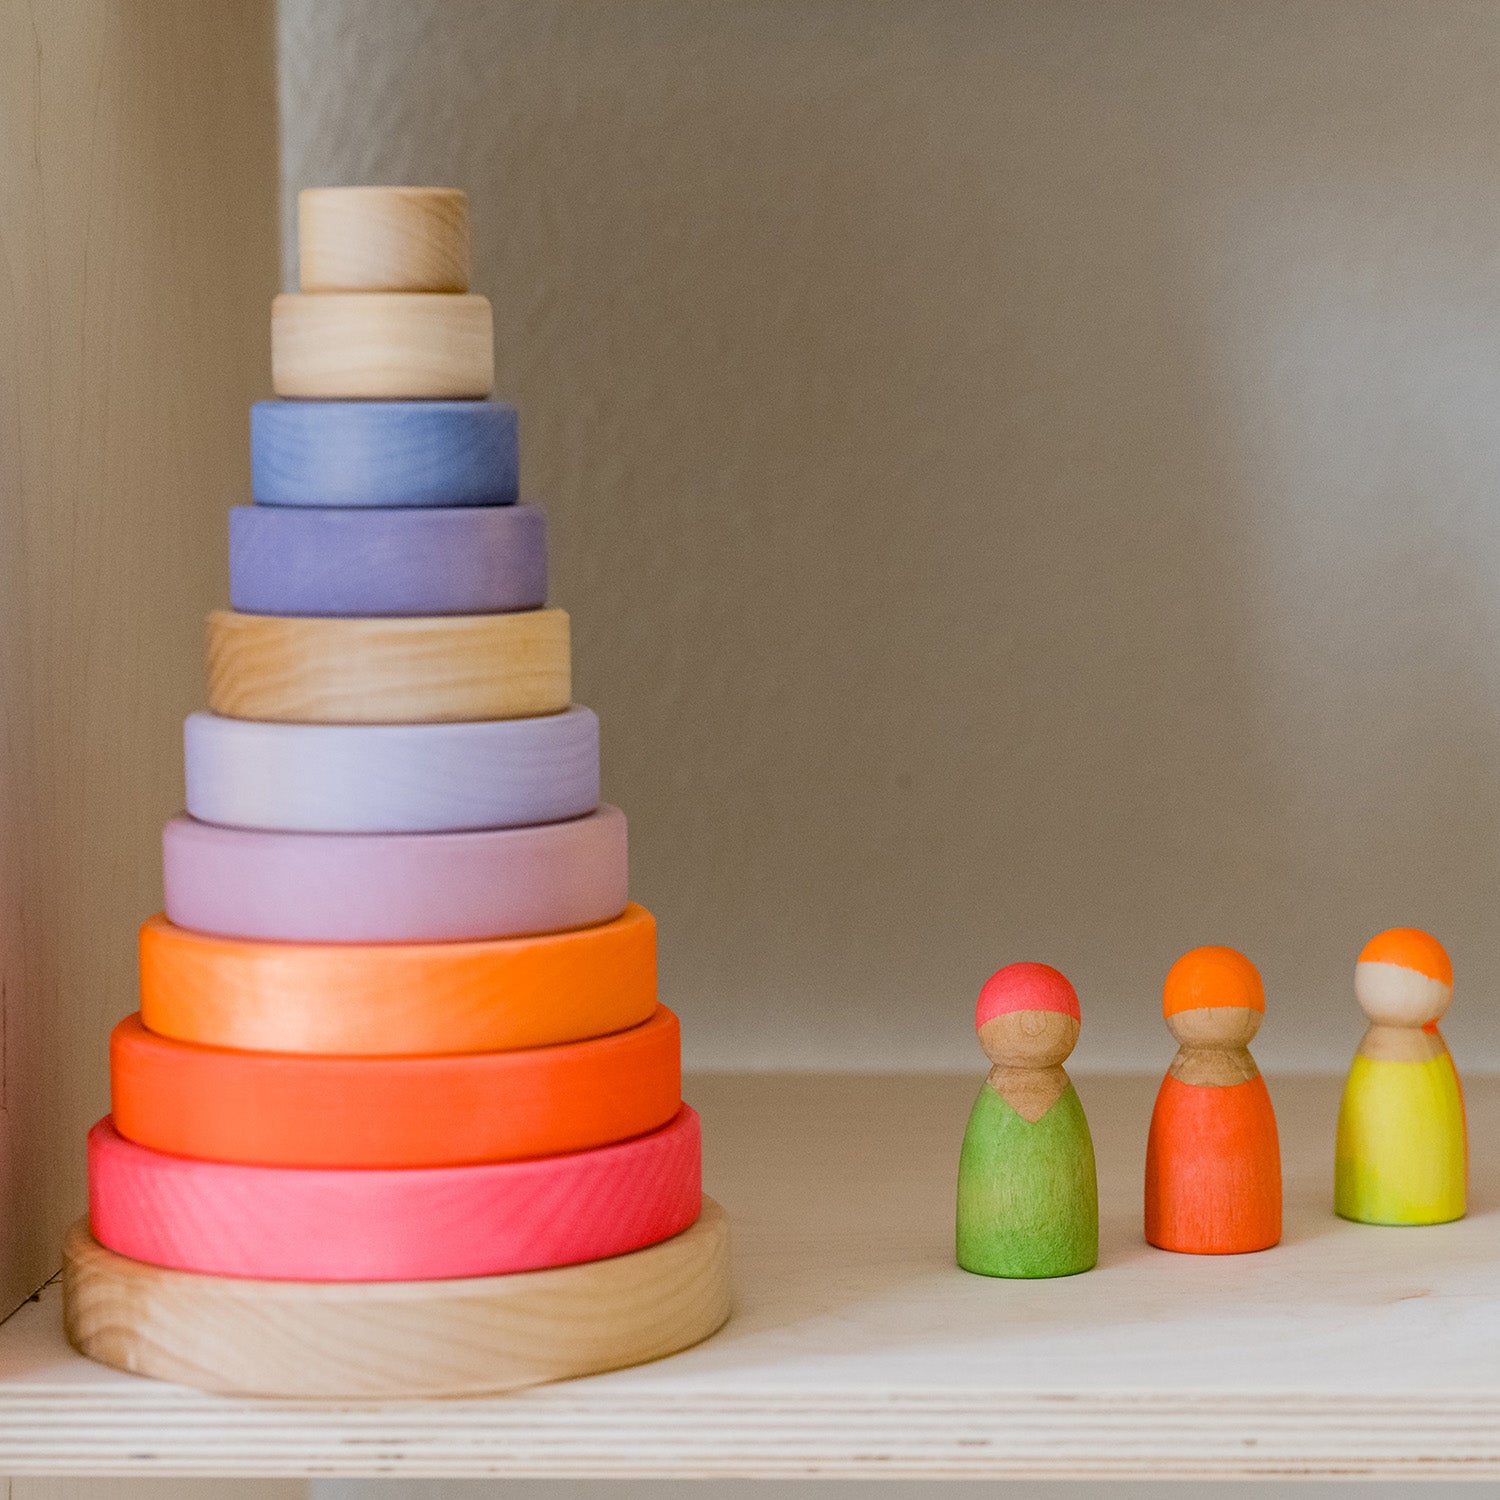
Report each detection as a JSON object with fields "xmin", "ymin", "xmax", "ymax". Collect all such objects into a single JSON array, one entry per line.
[
  {"xmin": 139, "ymin": 905, "xmax": 656, "ymax": 1056},
  {"xmin": 110, "ymin": 1007, "xmax": 680, "ymax": 1168}
]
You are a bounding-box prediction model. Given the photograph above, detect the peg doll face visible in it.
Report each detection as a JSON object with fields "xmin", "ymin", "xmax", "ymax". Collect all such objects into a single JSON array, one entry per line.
[
  {"xmin": 1165, "ymin": 1004, "xmax": 1260, "ymax": 1049},
  {"xmin": 979, "ymin": 1009, "xmax": 1080, "ymax": 1069},
  {"xmin": 1355, "ymin": 928, "xmax": 1452, "ymax": 1028}
]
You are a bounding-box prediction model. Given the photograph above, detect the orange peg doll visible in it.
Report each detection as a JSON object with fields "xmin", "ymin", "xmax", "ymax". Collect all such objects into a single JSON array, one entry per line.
[{"xmin": 1144, "ymin": 946, "xmax": 1281, "ymax": 1254}]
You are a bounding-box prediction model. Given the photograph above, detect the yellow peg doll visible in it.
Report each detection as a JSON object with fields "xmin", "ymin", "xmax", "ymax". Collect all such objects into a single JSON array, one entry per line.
[{"xmin": 1335, "ymin": 928, "xmax": 1465, "ymax": 1226}]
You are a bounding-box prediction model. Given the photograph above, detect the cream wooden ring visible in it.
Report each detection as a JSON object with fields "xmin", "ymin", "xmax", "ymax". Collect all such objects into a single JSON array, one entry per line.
[
  {"xmin": 271, "ymin": 293, "xmax": 493, "ymax": 398},
  {"xmin": 298, "ymin": 187, "xmax": 469, "ymax": 292},
  {"xmin": 62, "ymin": 1200, "xmax": 732, "ymax": 1398},
  {"xmin": 207, "ymin": 608, "xmax": 570, "ymax": 724}
]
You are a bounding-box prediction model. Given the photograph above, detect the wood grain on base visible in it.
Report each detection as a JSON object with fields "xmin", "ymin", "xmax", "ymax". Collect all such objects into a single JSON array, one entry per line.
[
  {"xmin": 110, "ymin": 1007, "xmax": 681, "ymax": 1169},
  {"xmin": 139, "ymin": 904, "xmax": 654, "ymax": 1056},
  {"xmin": 271, "ymin": 292, "xmax": 493, "ymax": 398},
  {"xmin": 63, "ymin": 1199, "xmax": 731, "ymax": 1398},
  {"xmin": 207, "ymin": 608, "xmax": 570, "ymax": 724},
  {"xmin": 298, "ymin": 187, "xmax": 468, "ymax": 293}
]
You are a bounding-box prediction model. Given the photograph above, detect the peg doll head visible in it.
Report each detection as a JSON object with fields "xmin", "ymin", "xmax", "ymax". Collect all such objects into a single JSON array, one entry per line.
[
  {"xmin": 1355, "ymin": 928, "xmax": 1452, "ymax": 1029},
  {"xmin": 1162, "ymin": 945, "xmax": 1264, "ymax": 1050},
  {"xmin": 975, "ymin": 962, "xmax": 1081, "ymax": 1070}
]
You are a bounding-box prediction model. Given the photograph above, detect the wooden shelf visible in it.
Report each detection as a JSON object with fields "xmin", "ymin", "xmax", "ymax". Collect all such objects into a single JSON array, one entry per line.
[{"xmin": 3, "ymin": 1071, "xmax": 1500, "ymax": 1479}]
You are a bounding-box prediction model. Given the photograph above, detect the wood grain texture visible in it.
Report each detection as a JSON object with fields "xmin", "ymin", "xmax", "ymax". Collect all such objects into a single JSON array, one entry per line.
[
  {"xmin": 1145, "ymin": 1072, "xmax": 1282, "ymax": 1254},
  {"xmin": 0, "ymin": 0, "xmax": 277, "ymax": 1309},
  {"xmin": 87, "ymin": 1109, "xmax": 703, "ymax": 1281},
  {"xmin": 298, "ymin": 186, "xmax": 469, "ymax": 292},
  {"xmin": 63, "ymin": 1199, "xmax": 732, "ymax": 1398},
  {"xmin": 139, "ymin": 904, "xmax": 654, "ymax": 1056},
  {"xmin": 271, "ymin": 293, "xmax": 493, "ymax": 398},
  {"xmin": 956, "ymin": 1079, "xmax": 1097, "ymax": 1278},
  {"xmin": 250, "ymin": 398, "xmax": 518, "ymax": 507},
  {"xmin": 110, "ymin": 1007, "xmax": 681, "ymax": 1169},
  {"xmin": 207, "ymin": 608, "xmax": 570, "ymax": 724}
]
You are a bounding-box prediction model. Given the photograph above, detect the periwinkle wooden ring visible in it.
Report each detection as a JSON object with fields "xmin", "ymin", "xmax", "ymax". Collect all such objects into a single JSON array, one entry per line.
[
  {"xmin": 63, "ymin": 1200, "xmax": 732, "ymax": 1398},
  {"xmin": 228, "ymin": 504, "xmax": 547, "ymax": 618},
  {"xmin": 87, "ymin": 1107, "xmax": 699, "ymax": 1280},
  {"xmin": 298, "ymin": 187, "xmax": 469, "ymax": 293},
  {"xmin": 138, "ymin": 903, "xmax": 655, "ymax": 1056},
  {"xmin": 183, "ymin": 707, "xmax": 599, "ymax": 834},
  {"xmin": 162, "ymin": 806, "xmax": 627, "ymax": 942},
  {"xmin": 272, "ymin": 293, "xmax": 494, "ymax": 399},
  {"xmin": 110, "ymin": 1005, "xmax": 681, "ymax": 1169},
  {"xmin": 250, "ymin": 400, "xmax": 518, "ymax": 508},
  {"xmin": 206, "ymin": 608, "xmax": 570, "ymax": 724}
]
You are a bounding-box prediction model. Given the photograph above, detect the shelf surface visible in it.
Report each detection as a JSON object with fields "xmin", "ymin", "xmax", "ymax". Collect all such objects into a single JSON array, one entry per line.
[{"xmin": 3, "ymin": 1070, "xmax": 1500, "ymax": 1478}]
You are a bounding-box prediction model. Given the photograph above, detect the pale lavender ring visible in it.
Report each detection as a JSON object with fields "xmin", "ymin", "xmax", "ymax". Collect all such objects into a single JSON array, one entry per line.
[
  {"xmin": 183, "ymin": 707, "xmax": 600, "ymax": 834},
  {"xmin": 228, "ymin": 504, "xmax": 547, "ymax": 617},
  {"xmin": 162, "ymin": 806, "xmax": 628, "ymax": 942}
]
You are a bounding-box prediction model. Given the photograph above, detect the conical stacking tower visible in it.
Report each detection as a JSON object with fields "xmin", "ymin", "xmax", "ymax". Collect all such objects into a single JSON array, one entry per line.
[{"xmin": 62, "ymin": 187, "xmax": 732, "ymax": 1398}]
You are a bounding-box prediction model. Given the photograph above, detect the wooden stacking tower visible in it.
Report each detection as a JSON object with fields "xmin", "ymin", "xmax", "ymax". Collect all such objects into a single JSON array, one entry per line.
[{"xmin": 61, "ymin": 187, "xmax": 732, "ymax": 1398}]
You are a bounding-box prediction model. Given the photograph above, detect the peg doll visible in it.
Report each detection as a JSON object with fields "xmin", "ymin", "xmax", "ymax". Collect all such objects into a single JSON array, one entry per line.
[
  {"xmin": 1335, "ymin": 927, "xmax": 1465, "ymax": 1225},
  {"xmin": 957, "ymin": 962, "xmax": 1098, "ymax": 1278},
  {"xmin": 1145, "ymin": 946, "xmax": 1281, "ymax": 1254}
]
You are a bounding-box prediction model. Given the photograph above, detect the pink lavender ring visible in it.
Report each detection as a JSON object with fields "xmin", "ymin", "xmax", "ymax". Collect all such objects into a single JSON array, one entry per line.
[
  {"xmin": 228, "ymin": 504, "xmax": 547, "ymax": 618},
  {"xmin": 87, "ymin": 1108, "xmax": 702, "ymax": 1281},
  {"xmin": 162, "ymin": 806, "xmax": 628, "ymax": 942},
  {"xmin": 183, "ymin": 707, "xmax": 599, "ymax": 834}
]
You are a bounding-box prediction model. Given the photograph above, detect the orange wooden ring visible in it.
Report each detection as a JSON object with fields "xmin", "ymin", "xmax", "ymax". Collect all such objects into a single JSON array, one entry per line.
[
  {"xmin": 139, "ymin": 905, "xmax": 656, "ymax": 1057},
  {"xmin": 110, "ymin": 1007, "xmax": 681, "ymax": 1169}
]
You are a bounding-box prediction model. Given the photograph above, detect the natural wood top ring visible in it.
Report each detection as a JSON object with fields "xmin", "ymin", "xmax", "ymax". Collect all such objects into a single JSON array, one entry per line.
[{"xmin": 298, "ymin": 187, "xmax": 469, "ymax": 293}]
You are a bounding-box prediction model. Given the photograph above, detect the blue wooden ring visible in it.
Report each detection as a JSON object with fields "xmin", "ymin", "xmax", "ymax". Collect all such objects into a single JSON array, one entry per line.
[
  {"xmin": 229, "ymin": 504, "xmax": 547, "ymax": 617},
  {"xmin": 250, "ymin": 399, "xmax": 518, "ymax": 507},
  {"xmin": 184, "ymin": 706, "xmax": 600, "ymax": 834}
]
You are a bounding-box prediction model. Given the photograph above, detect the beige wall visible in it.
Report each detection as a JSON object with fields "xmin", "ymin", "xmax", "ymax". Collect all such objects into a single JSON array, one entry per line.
[
  {"xmin": 0, "ymin": 0, "xmax": 278, "ymax": 1306},
  {"xmin": 280, "ymin": 0, "xmax": 1500, "ymax": 1075}
]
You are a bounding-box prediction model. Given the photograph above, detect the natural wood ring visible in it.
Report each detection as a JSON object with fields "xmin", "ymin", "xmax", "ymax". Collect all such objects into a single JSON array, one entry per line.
[
  {"xmin": 63, "ymin": 1199, "xmax": 732, "ymax": 1398},
  {"xmin": 271, "ymin": 292, "xmax": 493, "ymax": 399},
  {"xmin": 298, "ymin": 187, "xmax": 469, "ymax": 293},
  {"xmin": 88, "ymin": 1108, "xmax": 701, "ymax": 1280},
  {"xmin": 207, "ymin": 608, "xmax": 570, "ymax": 724},
  {"xmin": 139, "ymin": 904, "xmax": 655, "ymax": 1056},
  {"xmin": 110, "ymin": 1006, "xmax": 681, "ymax": 1168}
]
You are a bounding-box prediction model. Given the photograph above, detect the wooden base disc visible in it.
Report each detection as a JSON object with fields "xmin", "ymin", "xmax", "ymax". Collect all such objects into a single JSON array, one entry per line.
[{"xmin": 63, "ymin": 1198, "xmax": 731, "ymax": 1398}]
